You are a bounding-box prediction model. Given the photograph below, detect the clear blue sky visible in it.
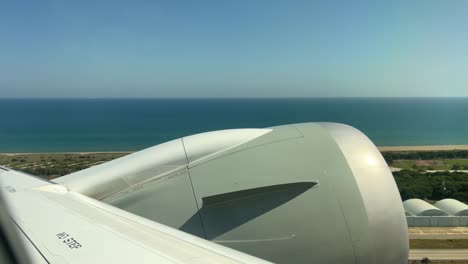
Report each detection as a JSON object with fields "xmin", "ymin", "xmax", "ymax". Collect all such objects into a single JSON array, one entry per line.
[{"xmin": 1, "ymin": 1, "xmax": 467, "ymax": 98}]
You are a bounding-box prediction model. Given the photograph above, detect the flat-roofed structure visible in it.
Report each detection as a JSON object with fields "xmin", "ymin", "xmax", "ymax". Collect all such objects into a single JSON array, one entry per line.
[
  {"xmin": 403, "ymin": 199, "xmax": 447, "ymax": 216},
  {"xmin": 435, "ymin": 199, "xmax": 468, "ymax": 216}
]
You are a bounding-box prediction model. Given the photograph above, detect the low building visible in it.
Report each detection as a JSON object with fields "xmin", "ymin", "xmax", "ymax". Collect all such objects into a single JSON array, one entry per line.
[
  {"xmin": 404, "ymin": 198, "xmax": 468, "ymax": 227},
  {"xmin": 403, "ymin": 199, "xmax": 447, "ymax": 216},
  {"xmin": 434, "ymin": 199, "xmax": 468, "ymax": 216}
]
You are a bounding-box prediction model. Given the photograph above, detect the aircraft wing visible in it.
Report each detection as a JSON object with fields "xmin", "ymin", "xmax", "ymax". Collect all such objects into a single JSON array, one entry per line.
[{"xmin": 0, "ymin": 168, "xmax": 272, "ymax": 264}]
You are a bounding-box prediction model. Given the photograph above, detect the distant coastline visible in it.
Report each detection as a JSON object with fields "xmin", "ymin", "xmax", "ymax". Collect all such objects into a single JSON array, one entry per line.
[
  {"xmin": 3, "ymin": 145, "xmax": 468, "ymax": 155},
  {"xmin": 0, "ymin": 151, "xmax": 134, "ymax": 155},
  {"xmin": 378, "ymin": 145, "xmax": 468, "ymax": 152},
  {"xmin": 2, "ymin": 146, "xmax": 468, "ymax": 200}
]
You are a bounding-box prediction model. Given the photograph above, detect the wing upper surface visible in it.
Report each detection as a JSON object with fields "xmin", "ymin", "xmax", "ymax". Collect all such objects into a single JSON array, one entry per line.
[{"xmin": 0, "ymin": 170, "xmax": 271, "ymax": 264}]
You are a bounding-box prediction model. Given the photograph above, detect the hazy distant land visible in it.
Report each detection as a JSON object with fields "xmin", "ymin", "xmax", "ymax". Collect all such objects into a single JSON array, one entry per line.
[
  {"xmin": 2, "ymin": 144, "xmax": 468, "ymax": 179},
  {"xmin": 379, "ymin": 145, "xmax": 468, "ymax": 152},
  {"xmin": 0, "ymin": 152, "xmax": 130, "ymax": 179},
  {"xmin": 2, "ymin": 145, "xmax": 468, "ymax": 203}
]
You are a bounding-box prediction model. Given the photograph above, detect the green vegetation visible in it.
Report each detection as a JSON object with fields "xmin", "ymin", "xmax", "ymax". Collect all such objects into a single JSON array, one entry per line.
[
  {"xmin": 381, "ymin": 150, "xmax": 468, "ymax": 202},
  {"xmin": 1, "ymin": 149, "xmax": 468, "ymax": 205},
  {"xmin": 420, "ymin": 257, "xmax": 430, "ymax": 264},
  {"xmin": 410, "ymin": 239, "xmax": 468, "ymax": 249},
  {"xmin": 390, "ymin": 159, "xmax": 468, "ymax": 171},
  {"xmin": 391, "ymin": 160, "xmax": 417, "ymax": 170},
  {"xmin": 384, "ymin": 150, "xmax": 468, "ymax": 171},
  {"xmin": 394, "ymin": 170, "xmax": 468, "ymax": 202},
  {"xmin": 0, "ymin": 153, "xmax": 129, "ymax": 179},
  {"xmin": 382, "ymin": 150, "xmax": 468, "ymax": 163}
]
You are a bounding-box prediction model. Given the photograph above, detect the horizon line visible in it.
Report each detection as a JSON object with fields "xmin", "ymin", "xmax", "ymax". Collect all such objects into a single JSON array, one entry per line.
[{"xmin": 1, "ymin": 96, "xmax": 468, "ymax": 100}]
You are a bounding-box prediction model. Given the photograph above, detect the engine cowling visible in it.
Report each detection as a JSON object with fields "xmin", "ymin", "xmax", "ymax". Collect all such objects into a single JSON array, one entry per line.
[{"xmin": 54, "ymin": 123, "xmax": 408, "ymax": 264}]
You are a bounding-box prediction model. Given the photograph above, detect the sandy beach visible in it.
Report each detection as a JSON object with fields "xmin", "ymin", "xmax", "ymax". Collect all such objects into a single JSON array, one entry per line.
[
  {"xmin": 3, "ymin": 145, "xmax": 468, "ymax": 155},
  {"xmin": 378, "ymin": 145, "xmax": 468, "ymax": 152},
  {"xmin": 0, "ymin": 151, "xmax": 134, "ymax": 156},
  {"xmin": 0, "ymin": 145, "xmax": 468, "ymax": 156}
]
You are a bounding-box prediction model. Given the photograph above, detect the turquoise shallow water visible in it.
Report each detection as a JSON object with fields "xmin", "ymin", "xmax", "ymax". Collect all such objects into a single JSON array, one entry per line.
[{"xmin": 1, "ymin": 98, "xmax": 467, "ymax": 152}]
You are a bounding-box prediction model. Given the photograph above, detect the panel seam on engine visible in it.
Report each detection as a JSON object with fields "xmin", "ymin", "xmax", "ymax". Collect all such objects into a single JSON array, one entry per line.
[
  {"xmin": 337, "ymin": 200, "xmax": 359, "ymax": 264},
  {"xmin": 181, "ymin": 137, "xmax": 208, "ymax": 239}
]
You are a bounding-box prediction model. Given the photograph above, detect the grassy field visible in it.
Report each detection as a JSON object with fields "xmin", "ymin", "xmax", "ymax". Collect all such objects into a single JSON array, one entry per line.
[
  {"xmin": 0, "ymin": 152, "xmax": 130, "ymax": 179},
  {"xmin": 391, "ymin": 159, "xmax": 468, "ymax": 170},
  {"xmin": 410, "ymin": 239, "xmax": 468, "ymax": 249},
  {"xmin": 392, "ymin": 159, "xmax": 416, "ymax": 170},
  {"xmin": 409, "ymin": 239, "xmax": 468, "ymax": 263}
]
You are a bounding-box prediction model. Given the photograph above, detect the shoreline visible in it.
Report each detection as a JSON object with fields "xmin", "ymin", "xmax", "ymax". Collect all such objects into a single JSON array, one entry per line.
[
  {"xmin": 0, "ymin": 151, "xmax": 134, "ymax": 156},
  {"xmin": 2, "ymin": 145, "xmax": 468, "ymax": 155},
  {"xmin": 378, "ymin": 145, "xmax": 468, "ymax": 152}
]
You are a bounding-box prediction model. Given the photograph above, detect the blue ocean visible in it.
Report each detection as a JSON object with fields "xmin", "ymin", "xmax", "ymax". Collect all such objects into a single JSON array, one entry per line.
[{"xmin": 1, "ymin": 98, "xmax": 467, "ymax": 152}]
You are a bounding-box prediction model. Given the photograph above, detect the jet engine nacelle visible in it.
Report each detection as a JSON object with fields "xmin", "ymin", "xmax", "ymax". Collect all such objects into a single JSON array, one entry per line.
[{"xmin": 55, "ymin": 123, "xmax": 409, "ymax": 264}]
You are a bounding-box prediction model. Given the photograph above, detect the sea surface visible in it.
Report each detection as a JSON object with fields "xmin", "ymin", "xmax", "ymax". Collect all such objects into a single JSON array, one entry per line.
[{"xmin": 1, "ymin": 98, "xmax": 468, "ymax": 152}]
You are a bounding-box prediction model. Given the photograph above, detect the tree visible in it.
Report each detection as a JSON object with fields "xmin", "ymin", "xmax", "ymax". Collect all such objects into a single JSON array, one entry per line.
[{"xmin": 421, "ymin": 257, "xmax": 430, "ymax": 264}]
